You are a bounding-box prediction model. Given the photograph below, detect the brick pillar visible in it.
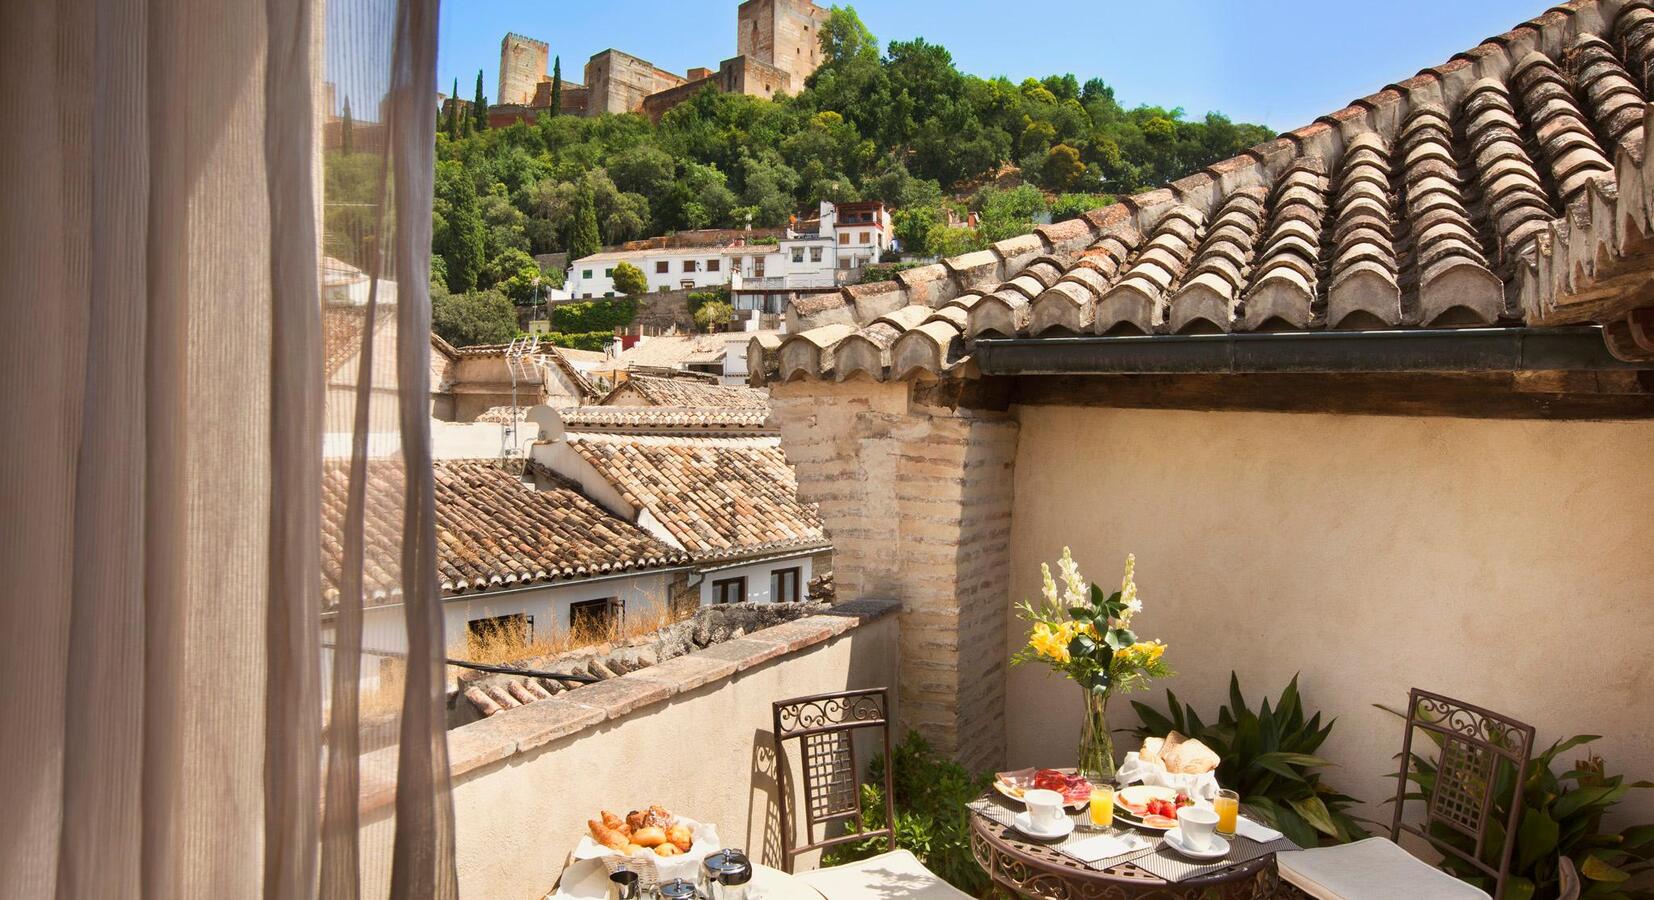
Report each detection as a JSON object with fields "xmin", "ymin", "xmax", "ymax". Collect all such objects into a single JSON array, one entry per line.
[{"xmin": 769, "ymin": 378, "xmax": 1018, "ymax": 772}]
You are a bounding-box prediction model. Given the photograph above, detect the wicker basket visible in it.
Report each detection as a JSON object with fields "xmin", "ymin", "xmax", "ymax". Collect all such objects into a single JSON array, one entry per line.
[{"xmin": 600, "ymin": 854, "xmax": 669, "ymax": 891}]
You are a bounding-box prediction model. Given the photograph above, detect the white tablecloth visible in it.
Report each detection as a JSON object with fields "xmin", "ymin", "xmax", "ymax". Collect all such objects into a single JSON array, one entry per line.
[{"xmin": 550, "ymin": 857, "xmax": 824, "ymax": 900}]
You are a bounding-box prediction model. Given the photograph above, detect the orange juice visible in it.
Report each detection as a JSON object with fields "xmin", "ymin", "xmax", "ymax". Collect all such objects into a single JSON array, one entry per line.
[
  {"xmin": 1089, "ymin": 786, "xmax": 1115, "ymax": 828},
  {"xmin": 1214, "ymin": 789, "xmax": 1239, "ymax": 836}
]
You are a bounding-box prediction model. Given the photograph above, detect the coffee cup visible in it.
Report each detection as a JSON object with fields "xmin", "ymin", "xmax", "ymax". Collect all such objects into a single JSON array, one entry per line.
[
  {"xmin": 1024, "ymin": 788, "xmax": 1067, "ymax": 830},
  {"xmin": 1176, "ymin": 805, "xmax": 1219, "ymax": 851}
]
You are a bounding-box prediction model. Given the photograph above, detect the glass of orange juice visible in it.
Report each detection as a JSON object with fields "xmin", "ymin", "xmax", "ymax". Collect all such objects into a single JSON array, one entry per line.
[
  {"xmin": 1088, "ymin": 784, "xmax": 1115, "ymax": 830},
  {"xmin": 1214, "ymin": 789, "xmax": 1239, "ymax": 836}
]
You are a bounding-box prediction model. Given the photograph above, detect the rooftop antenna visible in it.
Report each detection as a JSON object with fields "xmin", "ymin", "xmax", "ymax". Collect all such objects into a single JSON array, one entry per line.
[{"xmin": 502, "ymin": 333, "xmax": 540, "ymax": 459}]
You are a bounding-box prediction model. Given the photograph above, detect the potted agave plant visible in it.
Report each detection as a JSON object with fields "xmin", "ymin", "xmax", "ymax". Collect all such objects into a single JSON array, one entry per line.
[{"xmin": 1013, "ymin": 549, "xmax": 1172, "ymax": 782}]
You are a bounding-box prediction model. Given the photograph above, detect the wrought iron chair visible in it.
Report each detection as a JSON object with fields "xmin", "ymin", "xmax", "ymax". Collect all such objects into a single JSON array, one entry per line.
[
  {"xmin": 1276, "ymin": 688, "xmax": 1535, "ymax": 900},
  {"xmin": 771, "ymin": 688, "xmax": 969, "ymax": 900}
]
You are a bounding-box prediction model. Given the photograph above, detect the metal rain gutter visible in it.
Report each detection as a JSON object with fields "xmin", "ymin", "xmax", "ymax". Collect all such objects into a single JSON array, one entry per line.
[{"xmin": 973, "ymin": 326, "xmax": 1647, "ymax": 376}]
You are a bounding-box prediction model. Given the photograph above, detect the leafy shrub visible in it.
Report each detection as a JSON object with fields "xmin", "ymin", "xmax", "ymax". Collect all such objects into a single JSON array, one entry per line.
[
  {"xmin": 538, "ymin": 330, "xmax": 611, "ymax": 352},
  {"xmin": 1382, "ymin": 715, "xmax": 1654, "ymax": 900},
  {"xmin": 1130, "ymin": 673, "xmax": 1367, "ymax": 846},
  {"xmin": 611, "ymin": 261, "xmax": 648, "ymax": 296},
  {"xmin": 693, "ymin": 300, "xmax": 733, "ymax": 333},
  {"xmin": 550, "ymin": 298, "xmax": 636, "ymax": 333},
  {"xmin": 823, "ymin": 731, "xmax": 991, "ymax": 896},
  {"xmin": 859, "ymin": 261, "xmax": 924, "ymax": 284},
  {"xmin": 686, "ymin": 287, "xmax": 729, "ymax": 317},
  {"xmin": 1050, "ymin": 193, "xmax": 1112, "ymax": 222},
  {"xmin": 433, "ymin": 288, "xmax": 518, "ymax": 348}
]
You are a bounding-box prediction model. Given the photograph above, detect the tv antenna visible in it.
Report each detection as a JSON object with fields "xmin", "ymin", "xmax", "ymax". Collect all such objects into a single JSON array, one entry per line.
[{"xmin": 502, "ymin": 333, "xmax": 541, "ymax": 459}]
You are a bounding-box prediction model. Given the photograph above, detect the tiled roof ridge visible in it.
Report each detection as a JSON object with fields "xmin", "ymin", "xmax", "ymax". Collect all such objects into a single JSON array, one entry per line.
[
  {"xmin": 761, "ymin": 0, "xmax": 1654, "ymax": 383},
  {"xmin": 559, "ymin": 405, "xmax": 774, "ymax": 432}
]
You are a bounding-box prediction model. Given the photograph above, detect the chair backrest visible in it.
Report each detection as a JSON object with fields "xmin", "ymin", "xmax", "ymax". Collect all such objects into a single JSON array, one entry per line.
[
  {"xmin": 770, "ymin": 687, "xmax": 895, "ymax": 873},
  {"xmin": 1389, "ymin": 688, "xmax": 1536, "ymax": 900}
]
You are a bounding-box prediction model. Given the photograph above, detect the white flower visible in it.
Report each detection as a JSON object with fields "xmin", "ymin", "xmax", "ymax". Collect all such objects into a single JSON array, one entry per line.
[
  {"xmin": 1040, "ymin": 562, "xmax": 1058, "ymax": 608},
  {"xmin": 1058, "ymin": 546, "xmax": 1087, "ymax": 607},
  {"xmin": 1118, "ymin": 553, "xmax": 1141, "ymax": 620}
]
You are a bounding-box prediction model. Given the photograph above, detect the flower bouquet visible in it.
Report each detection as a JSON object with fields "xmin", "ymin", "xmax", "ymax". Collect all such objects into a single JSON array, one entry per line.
[{"xmin": 1013, "ymin": 549, "xmax": 1171, "ymax": 782}]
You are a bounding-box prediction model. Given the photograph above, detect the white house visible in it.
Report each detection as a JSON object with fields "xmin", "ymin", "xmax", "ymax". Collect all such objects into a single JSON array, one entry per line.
[
  {"xmin": 729, "ymin": 200, "xmax": 893, "ymax": 315},
  {"xmin": 320, "ymin": 459, "xmax": 693, "ymax": 685},
  {"xmin": 527, "ymin": 405, "xmax": 831, "ymax": 607}
]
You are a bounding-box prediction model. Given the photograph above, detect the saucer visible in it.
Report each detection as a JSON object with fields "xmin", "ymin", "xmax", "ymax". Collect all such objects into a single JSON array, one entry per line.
[
  {"xmin": 1012, "ymin": 811, "xmax": 1074, "ymax": 841},
  {"xmin": 1162, "ymin": 828, "xmax": 1229, "ymax": 860}
]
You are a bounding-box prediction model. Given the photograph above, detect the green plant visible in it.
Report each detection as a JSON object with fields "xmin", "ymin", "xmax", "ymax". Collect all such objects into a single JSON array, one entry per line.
[
  {"xmin": 1381, "ymin": 715, "xmax": 1654, "ymax": 900},
  {"xmin": 693, "ymin": 300, "xmax": 733, "ymax": 332},
  {"xmin": 550, "ymin": 298, "xmax": 636, "ymax": 333},
  {"xmin": 611, "ymin": 261, "xmax": 648, "ymax": 296},
  {"xmin": 1130, "ymin": 673, "xmax": 1367, "ymax": 847},
  {"xmin": 823, "ymin": 731, "xmax": 991, "ymax": 896}
]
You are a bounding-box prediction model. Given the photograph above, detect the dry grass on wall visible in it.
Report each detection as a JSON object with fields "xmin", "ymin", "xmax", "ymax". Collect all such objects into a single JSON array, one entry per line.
[{"xmin": 453, "ymin": 605, "xmax": 687, "ymax": 671}]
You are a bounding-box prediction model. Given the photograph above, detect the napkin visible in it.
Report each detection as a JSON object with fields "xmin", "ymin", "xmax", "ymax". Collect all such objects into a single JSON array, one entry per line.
[
  {"xmin": 1061, "ymin": 832, "xmax": 1150, "ymax": 863},
  {"xmin": 1235, "ymin": 816, "xmax": 1282, "ymax": 843}
]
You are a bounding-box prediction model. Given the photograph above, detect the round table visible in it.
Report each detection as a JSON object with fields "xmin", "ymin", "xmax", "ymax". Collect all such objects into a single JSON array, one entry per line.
[
  {"xmin": 968, "ymin": 801, "xmax": 1279, "ymax": 900},
  {"xmin": 550, "ymin": 857, "xmax": 823, "ymax": 900}
]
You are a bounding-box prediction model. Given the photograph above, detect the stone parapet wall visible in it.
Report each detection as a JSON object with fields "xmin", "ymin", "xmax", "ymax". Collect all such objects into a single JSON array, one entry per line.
[
  {"xmin": 355, "ymin": 598, "xmax": 900, "ymax": 898},
  {"xmin": 769, "ymin": 378, "xmax": 1017, "ymax": 772}
]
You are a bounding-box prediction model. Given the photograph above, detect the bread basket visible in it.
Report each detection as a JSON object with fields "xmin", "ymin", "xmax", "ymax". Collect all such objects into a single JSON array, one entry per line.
[{"xmin": 574, "ymin": 817, "xmax": 720, "ymax": 890}]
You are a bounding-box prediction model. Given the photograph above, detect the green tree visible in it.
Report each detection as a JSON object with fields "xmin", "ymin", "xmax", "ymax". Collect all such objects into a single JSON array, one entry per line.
[
  {"xmin": 471, "ymin": 69, "xmax": 488, "ymax": 133},
  {"xmin": 1041, "ymin": 143, "xmax": 1085, "ymax": 191},
  {"xmin": 445, "ymin": 78, "xmax": 460, "ymax": 138},
  {"xmin": 432, "ymin": 288, "xmax": 517, "ymax": 347},
  {"xmin": 435, "ymin": 165, "xmax": 486, "ymax": 292},
  {"xmin": 550, "ymin": 56, "xmax": 562, "ymax": 117},
  {"xmin": 340, "ymin": 96, "xmax": 354, "ymax": 154},
  {"xmin": 817, "ymin": 6, "xmax": 878, "ymax": 69},
  {"xmin": 567, "ymin": 187, "xmax": 601, "ymax": 262},
  {"xmin": 693, "ymin": 300, "xmax": 733, "ymax": 333},
  {"xmin": 611, "ymin": 260, "xmax": 647, "ymax": 296}
]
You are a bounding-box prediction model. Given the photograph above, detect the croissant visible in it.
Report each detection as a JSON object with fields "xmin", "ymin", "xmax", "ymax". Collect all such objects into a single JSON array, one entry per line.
[
  {"xmin": 631, "ymin": 826, "xmax": 666, "ymax": 848},
  {"xmin": 588, "ymin": 819, "xmax": 630, "ymax": 852},
  {"xmin": 601, "ymin": 810, "xmax": 631, "ymax": 837},
  {"xmin": 666, "ymin": 824, "xmax": 693, "ymax": 852}
]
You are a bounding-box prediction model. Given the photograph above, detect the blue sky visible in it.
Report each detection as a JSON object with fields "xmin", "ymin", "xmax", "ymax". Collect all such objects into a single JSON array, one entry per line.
[{"xmin": 436, "ymin": 0, "xmax": 1534, "ymax": 131}]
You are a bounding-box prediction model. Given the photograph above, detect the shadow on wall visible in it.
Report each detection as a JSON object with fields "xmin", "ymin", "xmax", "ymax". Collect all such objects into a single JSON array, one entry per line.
[{"xmin": 748, "ymin": 729, "xmax": 787, "ymax": 869}]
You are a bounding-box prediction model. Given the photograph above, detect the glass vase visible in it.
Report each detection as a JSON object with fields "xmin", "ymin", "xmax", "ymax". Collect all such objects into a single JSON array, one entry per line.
[{"xmin": 1077, "ymin": 688, "xmax": 1117, "ymax": 783}]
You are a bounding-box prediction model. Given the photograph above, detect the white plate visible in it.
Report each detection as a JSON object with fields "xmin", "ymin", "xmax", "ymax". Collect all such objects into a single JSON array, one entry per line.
[
  {"xmin": 1012, "ymin": 811, "xmax": 1074, "ymax": 841},
  {"xmin": 993, "ymin": 777, "xmax": 1090, "ymax": 810},
  {"xmin": 1162, "ymin": 828, "xmax": 1229, "ymax": 860}
]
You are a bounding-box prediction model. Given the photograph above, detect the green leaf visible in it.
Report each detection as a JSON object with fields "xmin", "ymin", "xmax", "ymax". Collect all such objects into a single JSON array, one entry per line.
[
  {"xmin": 1503, "ymin": 876, "xmax": 1536, "ymax": 900},
  {"xmin": 1582, "ymin": 854, "xmax": 1631, "ymax": 883},
  {"xmin": 1288, "ymin": 794, "xmax": 1338, "ymax": 837},
  {"xmin": 1515, "ymin": 810, "xmax": 1560, "ymax": 872},
  {"xmin": 1620, "ymin": 825, "xmax": 1654, "ymax": 851},
  {"xmin": 1553, "ymin": 785, "xmax": 1629, "ymax": 821},
  {"xmin": 1067, "ymin": 607, "xmax": 1092, "ymax": 621}
]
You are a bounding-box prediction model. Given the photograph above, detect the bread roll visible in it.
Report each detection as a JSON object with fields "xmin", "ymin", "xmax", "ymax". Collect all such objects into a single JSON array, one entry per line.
[
  {"xmin": 631, "ymin": 826, "xmax": 667, "ymax": 848},
  {"xmin": 1163, "ymin": 737, "xmax": 1220, "ymax": 774},
  {"xmin": 653, "ymin": 842, "xmax": 682, "ymax": 857},
  {"xmin": 1139, "ymin": 737, "xmax": 1164, "ymax": 765}
]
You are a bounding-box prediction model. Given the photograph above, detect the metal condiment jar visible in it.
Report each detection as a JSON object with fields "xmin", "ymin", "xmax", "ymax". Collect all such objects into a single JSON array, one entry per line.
[{"xmin": 656, "ymin": 878, "xmax": 699, "ymax": 900}]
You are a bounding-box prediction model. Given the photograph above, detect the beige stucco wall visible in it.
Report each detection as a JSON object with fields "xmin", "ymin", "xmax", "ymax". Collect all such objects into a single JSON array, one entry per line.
[
  {"xmin": 1006, "ymin": 405, "xmax": 1654, "ymax": 822},
  {"xmin": 415, "ymin": 614, "xmax": 898, "ymax": 899}
]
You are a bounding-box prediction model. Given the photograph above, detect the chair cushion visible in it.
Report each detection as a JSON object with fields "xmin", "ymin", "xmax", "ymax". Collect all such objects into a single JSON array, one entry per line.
[
  {"xmin": 1276, "ymin": 837, "xmax": 1490, "ymax": 900},
  {"xmin": 796, "ymin": 849, "xmax": 973, "ymax": 900}
]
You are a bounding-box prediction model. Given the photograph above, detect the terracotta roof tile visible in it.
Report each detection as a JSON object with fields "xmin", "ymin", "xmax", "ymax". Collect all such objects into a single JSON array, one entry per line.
[
  {"xmin": 320, "ymin": 460, "xmax": 687, "ymax": 606},
  {"xmin": 762, "ymin": 1, "xmax": 1654, "ymax": 380},
  {"xmin": 603, "ymin": 373, "xmax": 768, "ymax": 408},
  {"xmin": 560, "ymin": 428, "xmax": 827, "ymax": 562}
]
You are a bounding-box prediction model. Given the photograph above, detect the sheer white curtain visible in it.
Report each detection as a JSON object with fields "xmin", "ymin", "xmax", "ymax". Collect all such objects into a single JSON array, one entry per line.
[{"xmin": 0, "ymin": 0, "xmax": 456, "ymax": 897}]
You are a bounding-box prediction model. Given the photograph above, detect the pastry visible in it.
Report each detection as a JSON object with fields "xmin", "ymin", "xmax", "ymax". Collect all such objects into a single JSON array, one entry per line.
[
  {"xmin": 653, "ymin": 842, "xmax": 682, "ymax": 857},
  {"xmin": 665, "ymin": 824, "xmax": 693, "ymax": 852},
  {"xmin": 631, "ymin": 826, "xmax": 667, "ymax": 848},
  {"xmin": 601, "ymin": 810, "xmax": 630, "ymax": 837},
  {"xmin": 588, "ymin": 819, "xmax": 630, "ymax": 852}
]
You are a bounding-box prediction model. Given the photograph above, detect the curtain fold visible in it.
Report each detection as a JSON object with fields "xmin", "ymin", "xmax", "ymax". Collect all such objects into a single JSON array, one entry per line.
[{"xmin": 0, "ymin": 0, "xmax": 454, "ymax": 896}]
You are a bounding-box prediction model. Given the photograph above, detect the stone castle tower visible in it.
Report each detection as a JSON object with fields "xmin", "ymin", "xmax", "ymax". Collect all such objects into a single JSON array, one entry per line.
[
  {"xmin": 498, "ymin": 33, "xmax": 549, "ymax": 106},
  {"xmin": 736, "ymin": 0, "xmax": 828, "ymax": 92}
]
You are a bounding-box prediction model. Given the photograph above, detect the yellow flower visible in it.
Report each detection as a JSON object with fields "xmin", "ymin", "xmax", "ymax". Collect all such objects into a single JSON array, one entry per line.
[
  {"xmin": 1028, "ymin": 621, "xmax": 1072, "ymax": 664},
  {"xmin": 1114, "ymin": 639, "xmax": 1166, "ymax": 662}
]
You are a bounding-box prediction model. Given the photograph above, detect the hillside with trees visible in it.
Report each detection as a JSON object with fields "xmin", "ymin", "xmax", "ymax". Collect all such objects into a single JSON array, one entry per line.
[{"xmin": 405, "ymin": 6, "xmax": 1274, "ymax": 345}]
